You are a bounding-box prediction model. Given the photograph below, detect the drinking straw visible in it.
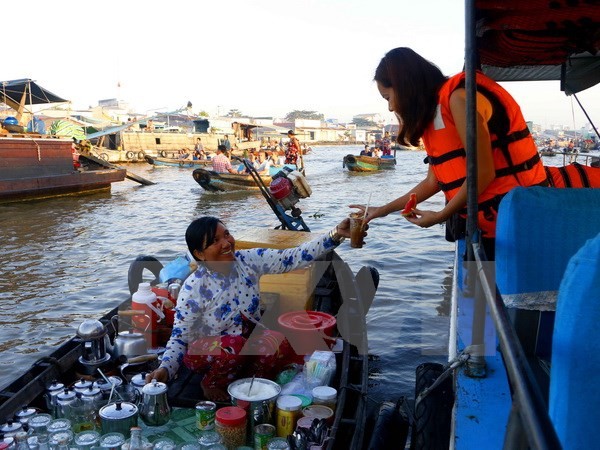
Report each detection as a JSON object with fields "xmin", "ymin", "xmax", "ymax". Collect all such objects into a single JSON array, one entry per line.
[{"xmin": 363, "ymin": 193, "xmax": 372, "ymax": 222}]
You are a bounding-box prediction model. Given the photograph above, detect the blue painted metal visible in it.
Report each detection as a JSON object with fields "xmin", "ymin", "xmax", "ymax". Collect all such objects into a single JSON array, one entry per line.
[{"xmin": 451, "ymin": 238, "xmax": 511, "ymax": 450}]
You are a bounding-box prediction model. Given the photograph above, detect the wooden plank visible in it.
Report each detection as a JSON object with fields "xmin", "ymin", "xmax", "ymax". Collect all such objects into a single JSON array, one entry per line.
[{"xmin": 235, "ymin": 228, "xmax": 314, "ymax": 250}]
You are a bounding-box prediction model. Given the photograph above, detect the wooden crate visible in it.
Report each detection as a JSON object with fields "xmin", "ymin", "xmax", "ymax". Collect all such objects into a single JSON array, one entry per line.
[{"xmin": 236, "ymin": 228, "xmax": 316, "ymax": 312}]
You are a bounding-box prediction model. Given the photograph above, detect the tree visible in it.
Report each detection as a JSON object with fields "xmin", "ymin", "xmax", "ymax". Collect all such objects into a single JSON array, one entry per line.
[
  {"xmin": 226, "ymin": 109, "xmax": 244, "ymax": 118},
  {"xmin": 284, "ymin": 110, "xmax": 324, "ymax": 121},
  {"xmin": 352, "ymin": 118, "xmax": 378, "ymax": 127}
]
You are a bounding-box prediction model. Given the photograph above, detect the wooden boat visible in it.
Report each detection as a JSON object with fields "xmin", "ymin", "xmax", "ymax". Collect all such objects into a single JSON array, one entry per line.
[
  {"xmin": 343, "ymin": 154, "xmax": 396, "ymax": 172},
  {"xmin": 0, "ymin": 80, "xmax": 126, "ymax": 204},
  {"xmin": 143, "ymin": 154, "xmax": 212, "ymax": 168},
  {"xmin": 0, "ymin": 229, "xmax": 375, "ymax": 450},
  {"xmin": 415, "ymin": 2, "xmax": 600, "ymax": 450},
  {"xmin": 539, "ymin": 148, "xmax": 557, "ymax": 157},
  {"xmin": 193, "ymin": 168, "xmax": 272, "ymax": 192}
]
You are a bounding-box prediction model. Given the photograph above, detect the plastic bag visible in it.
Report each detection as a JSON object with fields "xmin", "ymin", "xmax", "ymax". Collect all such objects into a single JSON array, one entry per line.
[{"xmin": 159, "ymin": 254, "xmax": 194, "ymax": 284}]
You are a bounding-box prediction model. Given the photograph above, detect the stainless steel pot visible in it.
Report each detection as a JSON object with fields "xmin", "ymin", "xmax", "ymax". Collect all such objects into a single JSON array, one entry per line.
[{"xmin": 99, "ymin": 402, "xmax": 138, "ymax": 438}]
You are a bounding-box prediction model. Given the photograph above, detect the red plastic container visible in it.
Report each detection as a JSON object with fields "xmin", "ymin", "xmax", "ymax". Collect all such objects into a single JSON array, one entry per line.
[
  {"xmin": 277, "ymin": 311, "xmax": 336, "ymax": 357},
  {"xmin": 269, "ymin": 177, "xmax": 293, "ymax": 200}
]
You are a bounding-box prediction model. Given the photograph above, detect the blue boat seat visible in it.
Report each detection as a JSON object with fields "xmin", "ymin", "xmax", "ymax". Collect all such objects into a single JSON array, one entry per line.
[
  {"xmin": 549, "ymin": 231, "xmax": 600, "ymax": 449},
  {"xmin": 496, "ymin": 187, "xmax": 600, "ymax": 311},
  {"xmin": 496, "ymin": 187, "xmax": 600, "ymax": 364}
]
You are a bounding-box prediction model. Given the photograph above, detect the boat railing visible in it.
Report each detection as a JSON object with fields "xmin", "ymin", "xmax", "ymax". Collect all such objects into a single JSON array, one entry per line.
[{"xmin": 466, "ymin": 239, "xmax": 562, "ymax": 449}]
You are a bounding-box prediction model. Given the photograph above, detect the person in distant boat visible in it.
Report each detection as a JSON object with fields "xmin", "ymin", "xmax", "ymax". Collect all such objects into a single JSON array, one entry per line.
[
  {"xmin": 236, "ymin": 152, "xmax": 259, "ymax": 173},
  {"xmin": 222, "ymin": 135, "xmax": 232, "ymax": 152},
  {"xmin": 373, "ymin": 147, "xmax": 382, "ymax": 158},
  {"xmin": 285, "ymin": 130, "xmax": 300, "ymax": 165},
  {"xmin": 211, "ymin": 144, "xmax": 236, "ymax": 174},
  {"xmin": 145, "ymin": 215, "xmax": 359, "ymax": 401},
  {"xmin": 255, "ymin": 151, "xmax": 272, "ymax": 175},
  {"xmin": 195, "ymin": 138, "xmax": 205, "ymax": 157},
  {"xmin": 382, "ymin": 131, "xmax": 392, "ymax": 156},
  {"xmin": 351, "ymin": 47, "xmax": 549, "ymax": 258},
  {"xmin": 360, "ymin": 144, "xmax": 372, "ymax": 156}
]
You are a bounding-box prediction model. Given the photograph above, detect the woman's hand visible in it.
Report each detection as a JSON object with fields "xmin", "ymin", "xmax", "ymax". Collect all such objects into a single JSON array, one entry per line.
[
  {"xmin": 405, "ymin": 208, "xmax": 443, "ymax": 228},
  {"xmin": 336, "ymin": 217, "xmax": 368, "ymax": 241},
  {"xmin": 145, "ymin": 367, "xmax": 169, "ymax": 384}
]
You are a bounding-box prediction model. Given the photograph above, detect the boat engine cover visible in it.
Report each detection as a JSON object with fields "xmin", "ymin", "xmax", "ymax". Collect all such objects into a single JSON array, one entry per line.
[{"xmin": 269, "ymin": 177, "xmax": 293, "ymax": 200}]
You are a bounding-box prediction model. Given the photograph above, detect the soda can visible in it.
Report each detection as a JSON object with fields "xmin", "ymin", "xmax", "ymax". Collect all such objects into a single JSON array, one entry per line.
[
  {"xmin": 195, "ymin": 401, "xmax": 216, "ymax": 431},
  {"xmin": 254, "ymin": 423, "xmax": 276, "ymax": 450}
]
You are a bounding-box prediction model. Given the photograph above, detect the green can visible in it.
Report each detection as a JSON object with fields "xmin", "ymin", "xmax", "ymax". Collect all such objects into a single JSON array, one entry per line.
[
  {"xmin": 254, "ymin": 423, "xmax": 276, "ymax": 450},
  {"xmin": 195, "ymin": 400, "xmax": 216, "ymax": 431}
]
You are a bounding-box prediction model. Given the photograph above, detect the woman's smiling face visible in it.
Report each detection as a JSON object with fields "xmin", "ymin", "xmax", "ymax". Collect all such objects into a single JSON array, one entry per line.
[{"xmin": 196, "ymin": 222, "xmax": 236, "ymax": 267}]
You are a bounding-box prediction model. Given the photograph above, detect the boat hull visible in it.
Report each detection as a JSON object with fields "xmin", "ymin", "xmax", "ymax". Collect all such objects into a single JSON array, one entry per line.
[
  {"xmin": 0, "ymin": 135, "xmax": 126, "ymax": 203},
  {"xmin": 144, "ymin": 154, "xmax": 212, "ymax": 167},
  {"xmin": 193, "ymin": 168, "xmax": 271, "ymax": 192},
  {"xmin": 343, "ymin": 154, "xmax": 396, "ymax": 172}
]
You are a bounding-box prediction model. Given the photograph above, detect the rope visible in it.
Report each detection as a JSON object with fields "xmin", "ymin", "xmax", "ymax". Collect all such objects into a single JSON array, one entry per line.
[{"xmin": 414, "ymin": 346, "xmax": 479, "ymax": 406}]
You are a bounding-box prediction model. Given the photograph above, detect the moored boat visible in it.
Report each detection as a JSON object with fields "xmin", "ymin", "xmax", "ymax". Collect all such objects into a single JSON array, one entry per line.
[
  {"xmin": 144, "ymin": 154, "xmax": 212, "ymax": 168},
  {"xmin": 418, "ymin": 2, "xmax": 600, "ymax": 449},
  {"xmin": 193, "ymin": 168, "xmax": 271, "ymax": 192},
  {"xmin": 0, "ymin": 79, "xmax": 126, "ymax": 204},
  {"xmin": 343, "ymin": 154, "xmax": 396, "ymax": 172},
  {"xmin": 0, "ymin": 226, "xmax": 375, "ymax": 450}
]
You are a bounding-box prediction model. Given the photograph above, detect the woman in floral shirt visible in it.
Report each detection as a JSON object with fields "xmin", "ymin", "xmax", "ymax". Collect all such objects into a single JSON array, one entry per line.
[{"xmin": 146, "ymin": 216, "xmax": 357, "ymax": 400}]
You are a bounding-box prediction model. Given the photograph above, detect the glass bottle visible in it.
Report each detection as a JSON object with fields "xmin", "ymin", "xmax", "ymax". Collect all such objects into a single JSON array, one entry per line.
[
  {"xmin": 124, "ymin": 427, "xmax": 143, "ymax": 450},
  {"xmin": 14, "ymin": 431, "xmax": 29, "ymax": 450}
]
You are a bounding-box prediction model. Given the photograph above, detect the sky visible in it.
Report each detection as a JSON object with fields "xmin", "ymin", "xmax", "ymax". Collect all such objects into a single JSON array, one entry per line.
[{"xmin": 5, "ymin": 0, "xmax": 599, "ymax": 130}]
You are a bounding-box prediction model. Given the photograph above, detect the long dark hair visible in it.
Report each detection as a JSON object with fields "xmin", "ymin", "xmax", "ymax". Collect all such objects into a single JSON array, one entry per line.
[
  {"xmin": 185, "ymin": 216, "xmax": 223, "ymax": 259},
  {"xmin": 374, "ymin": 47, "xmax": 447, "ymax": 147}
]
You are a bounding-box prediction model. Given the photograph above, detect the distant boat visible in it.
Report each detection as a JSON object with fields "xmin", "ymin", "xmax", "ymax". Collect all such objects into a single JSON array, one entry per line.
[
  {"xmin": 144, "ymin": 154, "xmax": 212, "ymax": 167},
  {"xmin": 0, "ymin": 79, "xmax": 126, "ymax": 203},
  {"xmin": 343, "ymin": 154, "xmax": 396, "ymax": 172},
  {"xmin": 192, "ymin": 168, "xmax": 271, "ymax": 192},
  {"xmin": 539, "ymin": 148, "xmax": 557, "ymax": 157}
]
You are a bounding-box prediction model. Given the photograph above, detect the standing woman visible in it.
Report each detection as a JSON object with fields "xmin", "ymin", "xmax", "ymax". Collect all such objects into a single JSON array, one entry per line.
[
  {"xmin": 285, "ymin": 130, "xmax": 301, "ymax": 166},
  {"xmin": 353, "ymin": 47, "xmax": 548, "ymax": 257}
]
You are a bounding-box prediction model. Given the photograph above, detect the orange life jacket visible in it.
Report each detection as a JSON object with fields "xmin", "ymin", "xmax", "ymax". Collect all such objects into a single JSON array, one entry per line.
[
  {"xmin": 422, "ymin": 72, "xmax": 548, "ymax": 238},
  {"xmin": 545, "ymin": 163, "xmax": 600, "ymax": 188}
]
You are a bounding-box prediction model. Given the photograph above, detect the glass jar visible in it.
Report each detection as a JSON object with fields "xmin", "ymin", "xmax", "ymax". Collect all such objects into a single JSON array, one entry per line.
[
  {"xmin": 215, "ymin": 406, "xmax": 246, "ymax": 449},
  {"xmin": 266, "ymin": 437, "xmax": 290, "ymax": 450},
  {"xmin": 74, "ymin": 430, "xmax": 101, "ymax": 450},
  {"xmin": 197, "ymin": 431, "xmax": 222, "ymax": 449},
  {"xmin": 98, "ymin": 432, "xmax": 126, "ymax": 450},
  {"xmin": 28, "ymin": 414, "xmax": 53, "ymax": 436},
  {"xmin": 311, "ymin": 386, "xmax": 337, "ymax": 411},
  {"xmin": 153, "ymin": 438, "xmax": 176, "ymax": 450}
]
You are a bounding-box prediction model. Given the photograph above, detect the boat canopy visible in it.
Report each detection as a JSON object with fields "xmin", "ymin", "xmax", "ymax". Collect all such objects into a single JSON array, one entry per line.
[
  {"xmin": 0, "ymin": 79, "xmax": 68, "ymax": 106},
  {"xmin": 475, "ymin": 0, "xmax": 600, "ymax": 94}
]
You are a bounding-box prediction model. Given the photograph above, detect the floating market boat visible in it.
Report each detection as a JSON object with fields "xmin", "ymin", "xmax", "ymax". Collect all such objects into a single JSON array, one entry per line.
[
  {"xmin": 143, "ymin": 154, "xmax": 212, "ymax": 168},
  {"xmin": 0, "ymin": 80, "xmax": 127, "ymax": 204},
  {"xmin": 413, "ymin": 2, "xmax": 600, "ymax": 449},
  {"xmin": 342, "ymin": 154, "xmax": 396, "ymax": 172},
  {"xmin": 192, "ymin": 169, "xmax": 271, "ymax": 192},
  {"xmin": 0, "ymin": 194, "xmax": 375, "ymax": 450}
]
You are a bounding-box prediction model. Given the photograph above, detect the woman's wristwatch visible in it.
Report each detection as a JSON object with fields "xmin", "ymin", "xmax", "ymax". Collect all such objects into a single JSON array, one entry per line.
[{"xmin": 329, "ymin": 226, "xmax": 346, "ymax": 244}]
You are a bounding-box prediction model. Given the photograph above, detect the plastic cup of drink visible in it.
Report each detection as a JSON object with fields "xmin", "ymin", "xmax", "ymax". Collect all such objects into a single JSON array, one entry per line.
[
  {"xmin": 349, "ymin": 212, "xmax": 365, "ymax": 248},
  {"xmin": 28, "ymin": 413, "xmax": 53, "ymax": 435}
]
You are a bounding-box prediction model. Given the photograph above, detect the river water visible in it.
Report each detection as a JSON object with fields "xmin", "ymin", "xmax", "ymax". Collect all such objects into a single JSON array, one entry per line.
[{"xmin": 0, "ymin": 145, "xmax": 454, "ymax": 406}]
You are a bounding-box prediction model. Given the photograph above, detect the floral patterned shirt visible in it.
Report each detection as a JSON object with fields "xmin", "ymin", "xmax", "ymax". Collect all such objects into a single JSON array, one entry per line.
[{"xmin": 159, "ymin": 232, "xmax": 339, "ymax": 379}]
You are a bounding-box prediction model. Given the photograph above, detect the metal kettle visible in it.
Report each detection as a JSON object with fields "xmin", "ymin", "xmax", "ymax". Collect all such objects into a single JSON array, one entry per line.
[{"xmin": 139, "ymin": 379, "xmax": 171, "ymax": 426}]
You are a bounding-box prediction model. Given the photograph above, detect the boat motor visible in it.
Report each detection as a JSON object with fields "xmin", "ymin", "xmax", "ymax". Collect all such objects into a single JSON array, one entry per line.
[{"xmin": 269, "ymin": 170, "xmax": 312, "ymax": 217}]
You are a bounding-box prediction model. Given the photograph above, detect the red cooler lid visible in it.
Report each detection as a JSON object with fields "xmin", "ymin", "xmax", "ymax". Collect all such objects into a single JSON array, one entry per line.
[
  {"xmin": 215, "ymin": 406, "xmax": 246, "ymax": 426},
  {"xmin": 278, "ymin": 311, "xmax": 336, "ymax": 333}
]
